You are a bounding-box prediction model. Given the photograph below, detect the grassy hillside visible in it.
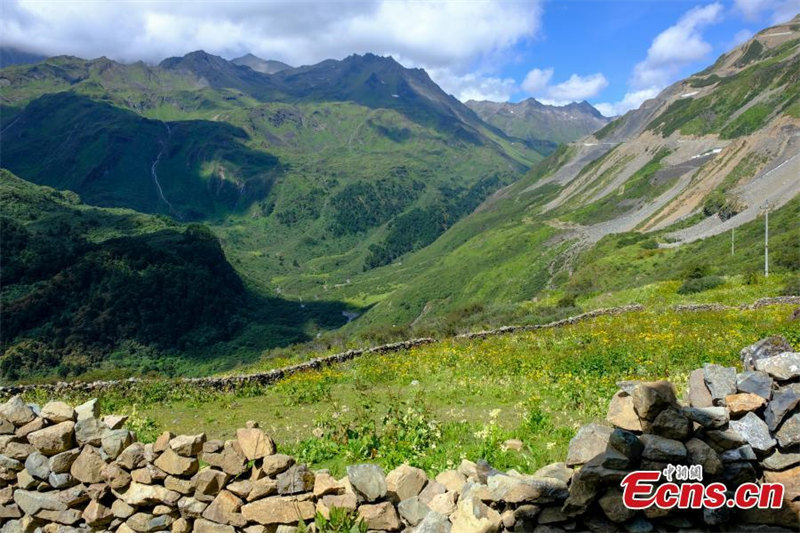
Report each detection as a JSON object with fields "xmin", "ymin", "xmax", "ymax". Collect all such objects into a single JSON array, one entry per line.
[{"xmin": 22, "ymin": 305, "xmax": 800, "ymax": 476}]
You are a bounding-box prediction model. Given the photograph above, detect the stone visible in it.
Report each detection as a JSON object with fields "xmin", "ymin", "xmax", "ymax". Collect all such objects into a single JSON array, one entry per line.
[
  {"xmin": 202, "ymin": 490, "xmax": 246, "ymax": 527},
  {"xmin": 103, "ymin": 414, "xmax": 128, "ymax": 429},
  {"xmin": 13, "ymin": 489, "xmax": 68, "ymax": 515},
  {"xmin": 685, "ymin": 438, "xmax": 723, "ymax": 475},
  {"xmin": 236, "ymin": 428, "xmax": 275, "ymax": 461},
  {"xmin": 608, "ymin": 429, "xmax": 643, "ymax": 463},
  {"xmin": 0, "ymin": 503, "xmax": 21, "ymax": 520},
  {"xmin": 565, "ymin": 423, "xmax": 613, "ymax": 466},
  {"xmin": 650, "ymin": 408, "xmax": 691, "ymax": 440},
  {"xmin": 122, "ymin": 482, "xmax": 182, "ymax": 506},
  {"xmin": 503, "ymin": 438, "xmax": 524, "ymax": 451},
  {"xmin": 729, "ymin": 412, "xmax": 776, "ymax": 454},
  {"xmin": 347, "ymin": 464, "xmax": 387, "ymax": 502},
  {"xmin": 16, "ymin": 468, "xmax": 36, "ymax": 489},
  {"xmin": 118, "ymin": 442, "xmax": 147, "ymax": 470},
  {"xmin": 704, "ymin": 428, "xmax": 747, "ymax": 451},
  {"xmin": 682, "ymin": 406, "xmax": 729, "ymax": 428},
  {"xmin": 173, "ymin": 517, "xmax": 191, "ymax": 533},
  {"xmin": 427, "ymin": 491, "xmax": 457, "ymax": 515},
  {"xmin": 102, "ymin": 462, "xmax": 132, "ymax": 490},
  {"xmin": 49, "ymin": 471, "xmax": 76, "ymax": 489},
  {"xmin": 313, "ymin": 471, "xmax": 342, "ymax": 496},
  {"xmin": 736, "ymin": 371, "xmax": 773, "ymax": 400},
  {"xmin": 358, "ymin": 501, "xmax": 402, "ymax": 531},
  {"xmin": 202, "ymin": 440, "xmax": 247, "ymax": 476},
  {"xmin": 194, "ymin": 518, "xmax": 235, "ymax": 533},
  {"xmin": 639, "ymin": 435, "xmax": 686, "ymax": 463},
  {"xmin": 70, "ymin": 445, "xmax": 106, "ymax": 484},
  {"xmin": 131, "ymin": 463, "xmax": 167, "ymax": 484},
  {"xmin": 761, "ymin": 449, "xmax": 800, "ymax": 471},
  {"xmin": 36, "ymin": 508, "xmax": 83, "ymax": 525},
  {"xmin": 169, "ymin": 434, "xmax": 206, "ymax": 457},
  {"xmin": 240, "ymin": 496, "xmax": 315, "ymax": 525},
  {"xmin": 386, "ymin": 464, "xmax": 428, "ymax": 502},
  {"xmin": 1, "ymin": 440, "xmax": 34, "ymax": 460},
  {"xmin": 606, "ymin": 392, "xmax": 642, "ymax": 432},
  {"xmin": 500, "ymin": 510, "xmax": 515, "ymax": 530},
  {"xmin": 764, "ymin": 465, "xmax": 800, "ymax": 500},
  {"xmin": 88, "ymin": 482, "xmax": 110, "ymax": 500},
  {"xmin": 155, "ymin": 447, "xmax": 199, "ymax": 477},
  {"xmin": 632, "ymin": 381, "xmax": 677, "ymax": 420},
  {"xmin": 49, "ymin": 448, "xmax": 79, "ymax": 474},
  {"xmin": 165, "ymin": 475, "xmax": 195, "ymax": 495},
  {"xmin": 83, "ymin": 500, "xmax": 114, "ymax": 527},
  {"xmin": 74, "ymin": 398, "xmax": 100, "ymax": 421},
  {"xmin": 764, "ymin": 388, "xmax": 800, "ymax": 431},
  {"xmin": 102, "ymin": 429, "xmax": 134, "ymax": 460},
  {"xmin": 434, "ymin": 469, "xmax": 466, "ymax": 493},
  {"xmin": 415, "ymin": 511, "xmax": 452, "ymax": 533},
  {"xmin": 26, "ymin": 421, "xmax": 75, "ymax": 455},
  {"xmin": 741, "ymin": 335, "xmax": 794, "ymax": 370},
  {"xmin": 0, "ymin": 418, "xmax": 13, "ymax": 435},
  {"xmin": 15, "ymin": 417, "xmax": 44, "ymax": 438},
  {"xmin": 24, "ymin": 451, "xmax": 50, "ymax": 480},
  {"xmin": 0, "ymin": 396, "xmax": 35, "ymax": 426},
  {"xmin": 398, "ymin": 496, "xmax": 430, "ymax": 526},
  {"xmin": 725, "ymin": 393, "xmax": 766, "ymax": 416},
  {"xmin": 688, "ymin": 369, "xmax": 713, "ymax": 408},
  {"xmin": 75, "ymin": 417, "xmax": 109, "ymax": 446},
  {"xmin": 755, "ymin": 352, "xmax": 800, "ymax": 381},
  {"xmin": 178, "ymin": 496, "xmax": 208, "ymax": 518},
  {"xmin": 776, "ymin": 413, "xmax": 800, "ymax": 448},
  {"xmin": 154, "ymin": 431, "xmax": 174, "ymax": 453},
  {"xmin": 226, "ymin": 479, "xmax": 252, "ymax": 498},
  {"xmin": 704, "ymin": 364, "xmax": 737, "ymax": 405},
  {"xmin": 320, "ymin": 493, "xmax": 357, "ymax": 512},
  {"xmin": 418, "ymin": 480, "xmax": 446, "ymax": 505},
  {"xmin": 721, "ymin": 445, "xmax": 757, "ymax": 462},
  {"xmin": 449, "ymin": 494, "xmax": 501, "ymax": 533},
  {"xmin": 277, "ymin": 464, "xmax": 315, "ymax": 495},
  {"xmin": 203, "ymin": 440, "xmax": 223, "ymax": 453},
  {"xmin": 247, "ymin": 476, "xmax": 278, "ymax": 501},
  {"xmin": 533, "ymin": 462, "xmax": 572, "ymax": 484},
  {"xmin": 195, "ymin": 468, "xmax": 230, "ymax": 501},
  {"xmin": 41, "ymin": 402, "xmax": 76, "ymax": 423},
  {"xmin": 488, "ymin": 474, "xmax": 568, "ymax": 504},
  {"xmin": 722, "ymin": 461, "xmax": 757, "ymax": 486},
  {"xmin": 261, "ymin": 454, "xmax": 294, "ymax": 476},
  {"xmin": 127, "ymin": 512, "xmax": 174, "ymax": 531}
]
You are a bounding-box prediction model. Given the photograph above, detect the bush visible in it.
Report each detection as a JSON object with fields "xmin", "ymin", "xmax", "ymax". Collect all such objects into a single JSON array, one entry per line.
[
  {"xmin": 782, "ymin": 276, "xmax": 800, "ymax": 296},
  {"xmin": 677, "ymin": 275, "xmax": 725, "ymax": 294}
]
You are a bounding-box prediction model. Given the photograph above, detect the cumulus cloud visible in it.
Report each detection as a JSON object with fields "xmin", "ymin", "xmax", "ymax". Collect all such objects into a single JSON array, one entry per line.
[
  {"xmin": 631, "ymin": 3, "xmax": 723, "ymax": 90},
  {"xmin": 521, "ymin": 68, "xmax": 608, "ymax": 105},
  {"xmin": 0, "ymin": 0, "xmax": 543, "ymax": 102},
  {"xmin": 734, "ymin": 0, "xmax": 800, "ymax": 23},
  {"xmin": 594, "ymin": 88, "xmax": 660, "ymax": 117}
]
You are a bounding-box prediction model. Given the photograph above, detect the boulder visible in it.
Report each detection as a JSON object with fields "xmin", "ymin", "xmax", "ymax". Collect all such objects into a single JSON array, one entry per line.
[
  {"xmin": 386, "ymin": 464, "xmax": 428, "ymax": 502},
  {"xmin": 449, "ymin": 494, "xmax": 501, "ymax": 533},
  {"xmin": 736, "ymin": 371, "xmax": 773, "ymax": 400},
  {"xmin": 24, "ymin": 451, "xmax": 50, "ymax": 480},
  {"xmin": 639, "ymin": 435, "xmax": 686, "ymax": 463},
  {"xmin": 40, "ymin": 402, "xmax": 76, "ymax": 423},
  {"xmin": 741, "ymin": 336, "xmax": 794, "ymax": 370},
  {"xmin": 776, "ymin": 413, "xmax": 800, "ymax": 448},
  {"xmin": 195, "ymin": 468, "xmax": 230, "ymax": 501},
  {"xmin": 682, "ymin": 406, "xmax": 729, "ymax": 428},
  {"xmin": 415, "ymin": 511, "xmax": 452, "ymax": 533},
  {"xmin": 276, "ymin": 464, "xmax": 315, "ymax": 495},
  {"xmin": 26, "ymin": 421, "xmax": 75, "ymax": 455},
  {"xmin": 102, "ymin": 462, "xmax": 132, "ymax": 490},
  {"xmin": 117, "ymin": 442, "xmax": 147, "ymax": 470},
  {"xmin": 240, "ymin": 496, "xmax": 315, "ymax": 525},
  {"xmin": 313, "ymin": 471, "xmax": 342, "ymax": 497},
  {"xmin": 703, "ymin": 364, "xmax": 737, "ymax": 404},
  {"xmin": 565, "ymin": 423, "xmax": 613, "ymax": 466},
  {"xmin": 397, "ymin": 496, "xmax": 430, "ymax": 526},
  {"xmin": 729, "ymin": 412, "xmax": 776, "ymax": 454},
  {"xmin": 112, "ymin": 499, "xmax": 136, "ymax": 519},
  {"xmin": 75, "ymin": 417, "xmax": 109, "ymax": 446},
  {"xmin": 49, "ymin": 449, "xmax": 80, "ymax": 474},
  {"xmin": 70, "ymin": 445, "xmax": 106, "ymax": 484},
  {"xmin": 261, "ymin": 454, "xmax": 294, "ymax": 476},
  {"xmin": 435, "ymin": 469, "xmax": 466, "ymax": 493},
  {"xmin": 13, "ymin": 489, "xmax": 68, "ymax": 515},
  {"xmin": 236, "ymin": 428, "xmax": 275, "ymax": 461},
  {"xmin": 202, "ymin": 440, "xmax": 247, "ymax": 476},
  {"xmin": 688, "ymin": 369, "xmax": 713, "ymax": 408},
  {"xmin": 704, "ymin": 427, "xmax": 747, "ymax": 451},
  {"xmin": 178, "ymin": 496, "xmax": 208, "ymax": 518},
  {"xmin": 202, "ymin": 490, "xmax": 246, "ymax": 527},
  {"xmin": 102, "ymin": 429, "xmax": 134, "ymax": 460},
  {"xmin": 122, "ymin": 482, "xmax": 182, "ymax": 507},
  {"xmin": 0, "ymin": 396, "xmax": 35, "ymax": 426},
  {"xmin": 755, "ymin": 352, "xmax": 800, "ymax": 381},
  {"xmin": 347, "ymin": 464, "xmax": 387, "ymax": 502},
  {"xmin": 83, "ymin": 500, "xmax": 114, "ymax": 527},
  {"xmin": 427, "ymin": 491, "xmax": 457, "ymax": 515},
  {"xmin": 155, "ymin": 447, "xmax": 199, "ymax": 477},
  {"xmin": 169, "ymin": 434, "xmax": 206, "ymax": 457},
  {"xmin": 632, "ymin": 381, "xmax": 677, "ymax": 420},
  {"xmin": 15, "ymin": 417, "xmax": 44, "ymax": 438},
  {"xmin": 685, "ymin": 438, "xmax": 723, "ymax": 475},
  {"xmin": 247, "ymin": 477, "xmax": 278, "ymax": 501},
  {"xmin": 606, "ymin": 391, "xmax": 642, "ymax": 432},
  {"xmin": 650, "ymin": 408, "xmax": 691, "ymax": 440},
  {"xmin": 103, "ymin": 414, "xmax": 129, "ymax": 430},
  {"xmin": 763, "ymin": 388, "xmax": 800, "ymax": 431},
  {"xmin": 74, "ymin": 399, "xmax": 100, "ymax": 421},
  {"xmin": 358, "ymin": 501, "xmax": 402, "ymax": 531}
]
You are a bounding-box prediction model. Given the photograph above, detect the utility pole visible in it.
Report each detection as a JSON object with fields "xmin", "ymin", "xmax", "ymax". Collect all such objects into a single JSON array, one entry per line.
[{"xmin": 761, "ymin": 201, "xmax": 771, "ymax": 277}]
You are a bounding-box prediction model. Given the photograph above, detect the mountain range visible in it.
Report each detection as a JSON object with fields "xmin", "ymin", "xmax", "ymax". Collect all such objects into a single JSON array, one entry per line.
[{"xmin": 1, "ymin": 15, "xmax": 798, "ymax": 381}]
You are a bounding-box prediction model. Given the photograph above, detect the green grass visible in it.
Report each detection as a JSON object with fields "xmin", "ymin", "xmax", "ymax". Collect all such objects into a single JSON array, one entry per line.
[{"xmin": 20, "ymin": 305, "xmax": 800, "ymax": 476}]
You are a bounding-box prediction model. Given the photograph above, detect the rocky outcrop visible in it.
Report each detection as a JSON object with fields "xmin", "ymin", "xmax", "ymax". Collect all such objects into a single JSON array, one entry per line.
[{"xmin": 1, "ymin": 337, "xmax": 800, "ymax": 531}]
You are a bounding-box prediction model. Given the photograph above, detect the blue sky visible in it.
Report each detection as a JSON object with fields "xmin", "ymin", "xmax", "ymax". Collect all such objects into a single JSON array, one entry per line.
[{"xmin": 2, "ymin": 0, "xmax": 798, "ymax": 115}]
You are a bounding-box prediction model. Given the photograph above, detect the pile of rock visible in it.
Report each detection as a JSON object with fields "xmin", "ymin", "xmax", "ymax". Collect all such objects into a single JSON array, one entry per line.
[{"xmin": 0, "ymin": 336, "xmax": 799, "ymax": 532}]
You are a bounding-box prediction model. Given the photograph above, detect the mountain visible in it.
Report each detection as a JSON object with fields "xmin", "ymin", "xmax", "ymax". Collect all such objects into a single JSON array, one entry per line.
[
  {"xmin": 231, "ymin": 53, "xmax": 292, "ymax": 74},
  {"xmin": 0, "ymin": 47, "xmax": 47, "ymax": 67},
  {"xmin": 466, "ymin": 98, "xmax": 610, "ymax": 146}
]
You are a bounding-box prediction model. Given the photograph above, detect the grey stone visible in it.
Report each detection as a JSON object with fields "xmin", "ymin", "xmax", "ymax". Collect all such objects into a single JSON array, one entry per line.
[
  {"xmin": 632, "ymin": 381, "xmax": 677, "ymax": 420},
  {"xmin": 729, "ymin": 412, "xmax": 776, "ymax": 454},
  {"xmin": 26, "ymin": 421, "xmax": 75, "ymax": 454},
  {"xmin": 0, "ymin": 454, "xmax": 22, "ymax": 471},
  {"xmin": 48, "ymin": 471, "xmax": 76, "ymax": 489},
  {"xmin": 639, "ymin": 435, "xmax": 686, "ymax": 463},
  {"xmin": 102, "ymin": 429, "xmax": 133, "ymax": 459},
  {"xmin": 276, "ymin": 464, "xmax": 314, "ymax": 495},
  {"xmin": 650, "ymin": 408, "xmax": 691, "ymax": 440},
  {"xmin": 565, "ymin": 423, "xmax": 613, "ymax": 466},
  {"xmin": 261, "ymin": 454, "xmax": 294, "ymax": 476},
  {"xmin": 347, "ymin": 464, "xmax": 387, "ymax": 502},
  {"xmin": 741, "ymin": 335, "xmax": 793, "ymax": 370},
  {"xmin": 414, "ymin": 510, "xmax": 452, "ymax": 533},
  {"xmin": 13, "ymin": 489, "xmax": 68, "ymax": 515},
  {"xmin": 736, "ymin": 371, "xmax": 773, "ymax": 400},
  {"xmin": 703, "ymin": 364, "xmax": 737, "ymax": 404},
  {"xmin": 688, "ymin": 369, "xmax": 713, "ymax": 408},
  {"xmin": 75, "ymin": 417, "xmax": 109, "ymax": 446},
  {"xmin": 722, "ymin": 461, "xmax": 757, "ymax": 486},
  {"xmin": 598, "ymin": 488, "xmax": 635, "ymax": 523},
  {"xmin": 763, "ymin": 388, "xmax": 800, "ymax": 431},
  {"xmin": 40, "ymin": 402, "xmax": 76, "ymax": 423},
  {"xmin": 685, "ymin": 438, "xmax": 723, "ymax": 475},
  {"xmin": 721, "ymin": 445, "xmax": 757, "ymax": 462},
  {"xmin": 49, "ymin": 449, "xmax": 80, "ymax": 474},
  {"xmin": 776, "ymin": 413, "xmax": 800, "ymax": 448},
  {"xmin": 24, "ymin": 451, "xmax": 50, "ymax": 480},
  {"xmin": 74, "ymin": 399, "xmax": 99, "ymax": 421},
  {"xmin": 0, "ymin": 396, "xmax": 35, "ymax": 426},
  {"xmin": 761, "ymin": 449, "xmax": 800, "ymax": 471},
  {"xmin": 704, "ymin": 428, "xmax": 747, "ymax": 451},
  {"xmin": 755, "ymin": 352, "xmax": 800, "ymax": 381},
  {"xmin": 398, "ymin": 496, "xmax": 430, "ymax": 526},
  {"xmin": 682, "ymin": 406, "xmax": 729, "ymax": 428}
]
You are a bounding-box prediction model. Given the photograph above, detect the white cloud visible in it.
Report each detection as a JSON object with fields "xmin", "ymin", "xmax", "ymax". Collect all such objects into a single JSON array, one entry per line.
[
  {"xmin": 632, "ymin": 3, "xmax": 723, "ymax": 90},
  {"xmin": 429, "ymin": 68, "xmax": 517, "ymax": 102},
  {"xmin": 521, "ymin": 68, "xmax": 553, "ymax": 93},
  {"xmin": 734, "ymin": 0, "xmax": 800, "ymax": 23},
  {"xmin": 0, "ymin": 0, "xmax": 543, "ymax": 103},
  {"xmin": 521, "ymin": 69, "xmax": 608, "ymax": 105},
  {"xmin": 731, "ymin": 29, "xmax": 756, "ymax": 46},
  {"xmin": 595, "ymin": 88, "xmax": 660, "ymax": 117}
]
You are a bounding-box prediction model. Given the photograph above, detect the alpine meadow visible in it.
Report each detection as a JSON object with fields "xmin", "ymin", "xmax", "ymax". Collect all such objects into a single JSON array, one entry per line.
[{"xmin": 1, "ymin": 4, "xmax": 800, "ymax": 532}]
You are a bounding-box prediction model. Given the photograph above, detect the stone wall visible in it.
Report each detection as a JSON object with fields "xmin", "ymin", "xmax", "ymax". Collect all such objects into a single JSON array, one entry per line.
[
  {"xmin": 0, "ymin": 337, "xmax": 799, "ymax": 532},
  {"xmin": 4, "ymin": 296, "xmax": 796, "ymax": 398}
]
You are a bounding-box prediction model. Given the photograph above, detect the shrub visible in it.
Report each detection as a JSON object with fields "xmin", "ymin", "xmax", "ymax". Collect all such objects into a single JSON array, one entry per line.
[
  {"xmin": 782, "ymin": 276, "xmax": 800, "ymax": 296},
  {"xmin": 677, "ymin": 275, "xmax": 725, "ymax": 294}
]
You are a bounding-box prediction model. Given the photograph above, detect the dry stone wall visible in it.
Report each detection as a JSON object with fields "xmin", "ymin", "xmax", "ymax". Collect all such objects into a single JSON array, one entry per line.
[{"xmin": 1, "ymin": 336, "xmax": 800, "ymax": 532}]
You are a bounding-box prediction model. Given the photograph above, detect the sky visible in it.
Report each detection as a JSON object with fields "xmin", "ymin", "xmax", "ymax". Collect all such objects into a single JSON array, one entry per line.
[{"xmin": 1, "ymin": 0, "xmax": 798, "ymax": 116}]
